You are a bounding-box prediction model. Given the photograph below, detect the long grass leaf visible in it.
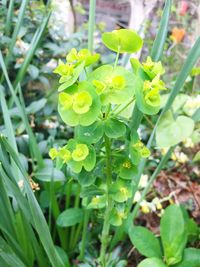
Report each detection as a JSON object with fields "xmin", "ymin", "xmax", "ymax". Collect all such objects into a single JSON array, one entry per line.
[
  {"xmin": 13, "ymin": 12, "xmax": 51, "ymax": 89},
  {"xmin": 0, "ymin": 165, "xmax": 48, "ymax": 266},
  {"xmin": 0, "ymin": 136, "xmax": 66, "ymax": 267},
  {"xmin": 4, "ymin": 0, "xmax": 29, "ymax": 67},
  {"xmin": 0, "ymin": 238, "xmax": 26, "ymax": 267},
  {"xmin": 151, "ymin": 0, "xmax": 171, "ymax": 61},
  {"xmin": 5, "ymin": 0, "xmax": 15, "ymax": 36},
  {"xmin": 0, "ymin": 52, "xmax": 44, "ymax": 167},
  {"xmin": 0, "ymin": 89, "xmax": 21, "ymax": 181}
]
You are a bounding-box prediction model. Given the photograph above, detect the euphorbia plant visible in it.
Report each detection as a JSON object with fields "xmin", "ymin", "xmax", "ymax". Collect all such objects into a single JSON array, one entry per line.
[{"xmin": 49, "ymin": 29, "xmax": 170, "ymax": 265}]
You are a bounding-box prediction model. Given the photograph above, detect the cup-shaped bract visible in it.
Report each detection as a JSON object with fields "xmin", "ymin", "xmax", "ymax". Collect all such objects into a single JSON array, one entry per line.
[
  {"xmin": 58, "ymin": 81, "xmax": 101, "ymax": 126},
  {"xmin": 50, "ymin": 139, "xmax": 96, "ymax": 173},
  {"xmin": 102, "ymin": 29, "xmax": 143, "ymax": 53},
  {"xmin": 88, "ymin": 64, "xmax": 136, "ymax": 105}
]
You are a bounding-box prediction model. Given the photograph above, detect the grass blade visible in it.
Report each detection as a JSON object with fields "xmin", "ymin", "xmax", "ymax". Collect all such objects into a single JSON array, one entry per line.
[
  {"xmin": 4, "ymin": 0, "xmax": 29, "ymax": 67},
  {"xmin": 0, "ymin": 51, "xmax": 44, "ymax": 167},
  {"xmin": 0, "ymin": 88, "xmax": 21, "ymax": 181},
  {"xmin": 13, "ymin": 12, "xmax": 51, "ymax": 89},
  {"xmin": 151, "ymin": 0, "xmax": 171, "ymax": 61},
  {"xmin": 5, "ymin": 0, "xmax": 15, "ymax": 36},
  {"xmin": 0, "ymin": 136, "xmax": 66, "ymax": 267},
  {"xmin": 0, "ymin": 238, "xmax": 26, "ymax": 267}
]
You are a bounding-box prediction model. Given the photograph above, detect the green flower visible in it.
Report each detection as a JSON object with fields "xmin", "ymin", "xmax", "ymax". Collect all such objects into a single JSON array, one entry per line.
[
  {"xmin": 88, "ymin": 65, "xmax": 136, "ymax": 105},
  {"xmin": 66, "ymin": 139, "xmax": 96, "ymax": 173},
  {"xmin": 72, "ymin": 144, "xmax": 89, "ymax": 161},
  {"xmin": 49, "ymin": 148, "xmax": 58, "ymax": 160},
  {"xmin": 67, "ymin": 48, "xmax": 100, "ymax": 66},
  {"xmin": 49, "ymin": 139, "xmax": 96, "ymax": 173},
  {"xmin": 134, "ymin": 74, "xmax": 166, "ymax": 115},
  {"xmin": 110, "ymin": 179, "xmax": 132, "ymax": 203},
  {"xmin": 119, "ymin": 159, "xmax": 138, "ymax": 179},
  {"xmin": 87, "ymin": 195, "xmax": 107, "ymax": 209},
  {"xmin": 130, "ymin": 140, "xmax": 151, "ymax": 165},
  {"xmin": 58, "ymin": 147, "xmax": 71, "ymax": 163},
  {"xmin": 143, "ymin": 76, "xmax": 166, "ymax": 107},
  {"xmin": 54, "ymin": 59, "xmax": 85, "ymax": 92},
  {"xmin": 54, "ymin": 60, "xmax": 74, "ymax": 76},
  {"xmin": 58, "ymin": 81, "xmax": 101, "ymax": 126},
  {"xmin": 110, "ymin": 207, "xmax": 127, "ymax": 226},
  {"xmin": 142, "ymin": 56, "xmax": 165, "ymax": 79}
]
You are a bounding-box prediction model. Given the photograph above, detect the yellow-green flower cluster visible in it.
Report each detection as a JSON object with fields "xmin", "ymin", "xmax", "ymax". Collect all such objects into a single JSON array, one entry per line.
[
  {"xmin": 67, "ymin": 48, "xmax": 100, "ymax": 67},
  {"xmin": 54, "ymin": 48, "xmax": 100, "ymax": 92},
  {"xmin": 49, "ymin": 139, "xmax": 96, "ymax": 173},
  {"xmin": 130, "ymin": 139, "xmax": 151, "ymax": 165},
  {"xmin": 58, "ymin": 81, "xmax": 101, "ymax": 126},
  {"xmin": 59, "ymin": 91, "xmax": 92, "ymax": 115},
  {"xmin": 143, "ymin": 75, "xmax": 166, "ymax": 107},
  {"xmin": 88, "ymin": 65, "xmax": 136, "ymax": 105},
  {"xmin": 142, "ymin": 57, "xmax": 166, "ymax": 108}
]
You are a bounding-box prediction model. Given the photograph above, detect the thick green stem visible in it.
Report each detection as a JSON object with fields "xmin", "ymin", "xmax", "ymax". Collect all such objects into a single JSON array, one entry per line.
[{"xmin": 99, "ymin": 135, "xmax": 113, "ymax": 266}]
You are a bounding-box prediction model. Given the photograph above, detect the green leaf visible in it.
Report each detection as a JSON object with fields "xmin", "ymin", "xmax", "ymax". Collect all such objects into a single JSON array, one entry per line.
[
  {"xmin": 160, "ymin": 205, "xmax": 187, "ymax": 265},
  {"xmin": 13, "ymin": 12, "xmax": 51, "ymax": 90},
  {"xmin": 156, "ymin": 112, "xmax": 194, "ymax": 148},
  {"xmin": 28, "ymin": 64, "xmax": 39, "ymax": 79},
  {"xmin": 34, "ymin": 160, "xmax": 66, "ymax": 182},
  {"xmin": 174, "ymin": 248, "xmax": 200, "ymax": 267},
  {"xmin": 104, "ymin": 118, "xmax": 126, "ymax": 138},
  {"xmin": 102, "ymin": 29, "xmax": 143, "ymax": 53},
  {"xmin": 77, "ymin": 169, "xmax": 96, "ymax": 187},
  {"xmin": 76, "ymin": 121, "xmax": 104, "ymax": 144},
  {"xmin": 138, "ymin": 258, "xmax": 167, "ymax": 267},
  {"xmin": 80, "ymin": 185, "xmax": 105, "ymax": 198},
  {"xmin": 151, "ymin": 0, "xmax": 171, "ymax": 61},
  {"xmin": 0, "ymin": 238, "xmax": 26, "ymax": 267},
  {"xmin": 129, "ymin": 226, "xmax": 162, "ymax": 258},
  {"xmin": 57, "ymin": 208, "xmax": 84, "ymax": 227}
]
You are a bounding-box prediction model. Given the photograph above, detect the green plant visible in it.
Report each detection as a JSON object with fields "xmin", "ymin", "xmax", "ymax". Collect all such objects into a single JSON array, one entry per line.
[
  {"xmin": 0, "ymin": 0, "xmax": 200, "ymax": 266},
  {"xmin": 129, "ymin": 205, "xmax": 200, "ymax": 267},
  {"xmin": 49, "ymin": 1, "xmax": 200, "ymax": 266}
]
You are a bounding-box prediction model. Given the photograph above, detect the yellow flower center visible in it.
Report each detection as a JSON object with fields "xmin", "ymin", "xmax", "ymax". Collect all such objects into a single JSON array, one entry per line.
[
  {"xmin": 49, "ymin": 148, "xmax": 58, "ymax": 160},
  {"xmin": 72, "ymin": 144, "xmax": 89, "ymax": 161},
  {"xmin": 110, "ymin": 75, "xmax": 126, "ymax": 90},
  {"xmin": 120, "ymin": 187, "xmax": 128, "ymax": 195},
  {"xmin": 59, "ymin": 92, "xmax": 73, "ymax": 110},
  {"xmin": 58, "ymin": 148, "xmax": 71, "ymax": 163},
  {"xmin": 73, "ymin": 91, "xmax": 93, "ymax": 114},
  {"xmin": 122, "ymin": 161, "xmax": 132, "ymax": 169}
]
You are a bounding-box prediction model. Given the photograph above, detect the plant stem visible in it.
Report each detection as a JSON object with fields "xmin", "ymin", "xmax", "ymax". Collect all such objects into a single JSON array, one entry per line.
[
  {"xmin": 88, "ymin": 0, "xmax": 96, "ymax": 53},
  {"xmin": 114, "ymin": 97, "xmax": 135, "ymax": 116},
  {"xmin": 114, "ymin": 46, "xmax": 121, "ymax": 68},
  {"xmin": 99, "ymin": 135, "xmax": 113, "ymax": 266}
]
